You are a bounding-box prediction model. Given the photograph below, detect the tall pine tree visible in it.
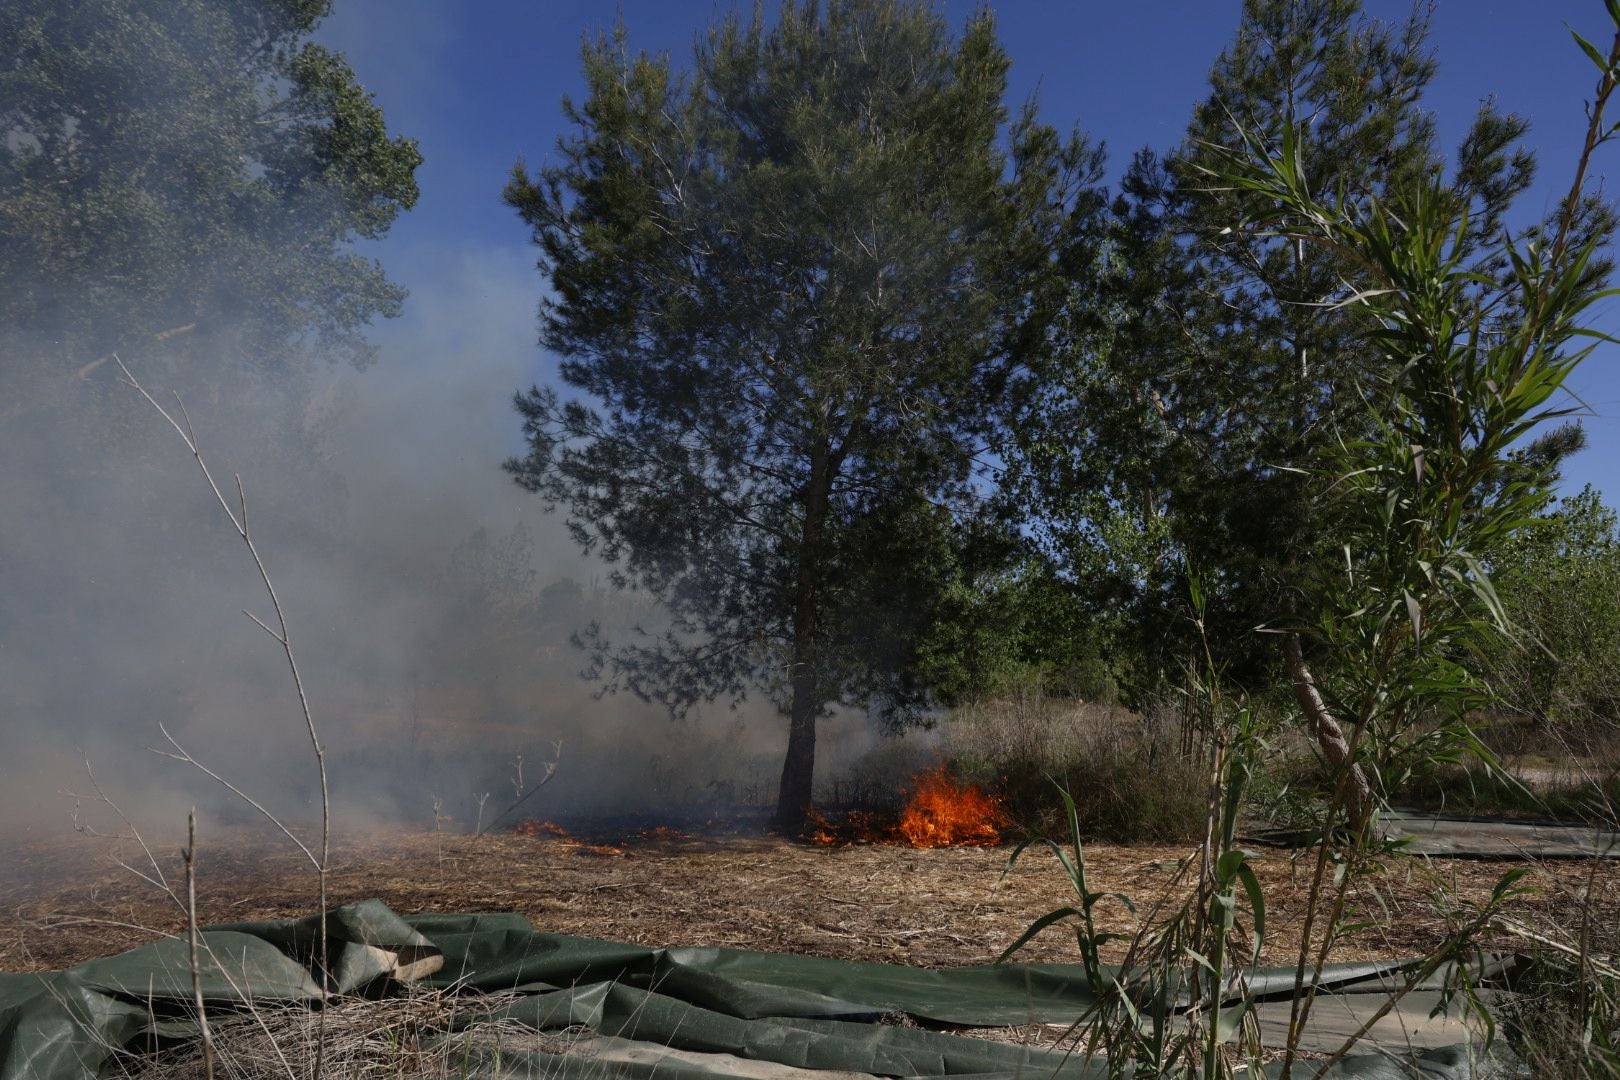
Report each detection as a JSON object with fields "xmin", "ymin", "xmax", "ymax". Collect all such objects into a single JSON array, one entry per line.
[{"xmin": 504, "ymin": 0, "xmax": 1097, "ymax": 832}]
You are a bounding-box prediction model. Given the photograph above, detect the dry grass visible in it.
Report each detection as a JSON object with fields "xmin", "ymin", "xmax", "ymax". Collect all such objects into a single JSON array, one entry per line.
[
  {"xmin": 939, "ymin": 695, "xmax": 1210, "ymax": 843},
  {"xmin": 114, "ymin": 988, "xmax": 583, "ymax": 1079},
  {"xmin": 1, "ymin": 826, "xmax": 1612, "ymax": 976}
]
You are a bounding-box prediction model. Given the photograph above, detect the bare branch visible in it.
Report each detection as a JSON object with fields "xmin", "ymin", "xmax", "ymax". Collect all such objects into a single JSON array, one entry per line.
[{"xmin": 153, "ymin": 725, "xmax": 318, "ymax": 872}]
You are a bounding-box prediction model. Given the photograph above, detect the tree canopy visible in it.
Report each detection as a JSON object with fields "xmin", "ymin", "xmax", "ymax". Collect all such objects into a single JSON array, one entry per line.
[
  {"xmin": 1008, "ymin": 0, "xmax": 1602, "ymax": 689},
  {"xmin": 0, "ymin": 0, "xmax": 421, "ymax": 379},
  {"xmin": 504, "ymin": 0, "xmax": 1097, "ymax": 831},
  {"xmin": 0, "ymin": 0, "xmax": 422, "ymax": 775}
]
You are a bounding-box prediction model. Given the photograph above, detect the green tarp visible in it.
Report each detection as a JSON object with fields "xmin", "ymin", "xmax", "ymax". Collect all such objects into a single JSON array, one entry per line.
[
  {"xmin": 1247, "ymin": 812, "xmax": 1620, "ymax": 860},
  {"xmin": 0, "ymin": 901, "xmax": 1509, "ymax": 1079}
]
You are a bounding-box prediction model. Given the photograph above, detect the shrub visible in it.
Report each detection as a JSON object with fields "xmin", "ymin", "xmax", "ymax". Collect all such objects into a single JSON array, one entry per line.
[{"xmin": 944, "ymin": 693, "xmax": 1206, "ymax": 842}]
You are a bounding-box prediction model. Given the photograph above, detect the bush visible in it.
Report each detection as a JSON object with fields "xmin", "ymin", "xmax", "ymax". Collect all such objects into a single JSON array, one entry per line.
[
  {"xmin": 1483, "ymin": 487, "xmax": 1620, "ymax": 744},
  {"xmin": 943, "ymin": 692, "xmax": 1207, "ymax": 843}
]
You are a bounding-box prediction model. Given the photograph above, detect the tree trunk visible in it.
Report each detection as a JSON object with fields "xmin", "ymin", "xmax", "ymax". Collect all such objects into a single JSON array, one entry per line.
[
  {"xmin": 774, "ymin": 688, "xmax": 818, "ymax": 835},
  {"xmin": 772, "ymin": 437, "xmax": 831, "ymax": 836},
  {"xmin": 1284, "ymin": 633, "xmax": 1373, "ymax": 834}
]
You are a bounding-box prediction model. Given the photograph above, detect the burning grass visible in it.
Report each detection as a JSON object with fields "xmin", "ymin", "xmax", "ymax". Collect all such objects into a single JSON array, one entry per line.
[
  {"xmin": 512, "ymin": 819, "xmax": 628, "ymax": 857},
  {"xmin": 802, "ymin": 765, "xmax": 1009, "ymax": 847},
  {"xmin": 897, "ymin": 766, "xmax": 1007, "ymax": 848}
]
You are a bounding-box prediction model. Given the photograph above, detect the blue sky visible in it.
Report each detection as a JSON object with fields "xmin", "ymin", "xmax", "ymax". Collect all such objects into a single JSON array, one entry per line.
[{"xmin": 316, "ymin": 0, "xmax": 1619, "ymax": 505}]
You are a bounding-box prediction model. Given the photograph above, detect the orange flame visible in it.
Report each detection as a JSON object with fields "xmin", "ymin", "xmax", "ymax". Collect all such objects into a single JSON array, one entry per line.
[
  {"xmin": 896, "ymin": 765, "xmax": 1006, "ymax": 848},
  {"xmin": 803, "ymin": 767, "xmax": 1006, "ymax": 848},
  {"xmin": 514, "ymin": 819, "xmax": 571, "ymax": 839},
  {"xmin": 513, "ymin": 819, "xmax": 627, "ymax": 856}
]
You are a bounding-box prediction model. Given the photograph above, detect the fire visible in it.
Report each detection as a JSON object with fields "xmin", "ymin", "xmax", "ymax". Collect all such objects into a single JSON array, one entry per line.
[
  {"xmin": 513, "ymin": 819, "xmax": 627, "ymax": 856},
  {"xmin": 514, "ymin": 819, "xmax": 571, "ymax": 839},
  {"xmin": 803, "ymin": 807, "xmax": 884, "ymax": 846},
  {"xmin": 510, "ymin": 769, "xmax": 1008, "ymax": 852},
  {"xmin": 804, "ymin": 767, "xmax": 1007, "ymax": 848},
  {"xmin": 896, "ymin": 765, "xmax": 1006, "ymax": 848}
]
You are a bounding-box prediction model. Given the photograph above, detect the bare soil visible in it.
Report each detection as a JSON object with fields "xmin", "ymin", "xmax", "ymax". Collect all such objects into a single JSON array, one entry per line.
[{"xmin": 1, "ymin": 825, "xmax": 1613, "ymax": 975}]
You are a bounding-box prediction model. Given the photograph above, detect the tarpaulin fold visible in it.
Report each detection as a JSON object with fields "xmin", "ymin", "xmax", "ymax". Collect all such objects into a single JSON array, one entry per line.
[{"xmin": 0, "ymin": 901, "xmax": 1514, "ymax": 1079}]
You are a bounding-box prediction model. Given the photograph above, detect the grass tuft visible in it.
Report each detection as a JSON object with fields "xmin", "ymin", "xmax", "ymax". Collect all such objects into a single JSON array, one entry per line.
[
  {"xmin": 945, "ymin": 694, "xmax": 1208, "ymax": 843},
  {"xmin": 115, "ymin": 989, "xmax": 587, "ymax": 1080}
]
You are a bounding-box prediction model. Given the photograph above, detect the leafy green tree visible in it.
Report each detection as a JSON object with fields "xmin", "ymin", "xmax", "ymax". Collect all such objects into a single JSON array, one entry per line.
[
  {"xmin": 1201, "ymin": 18, "xmax": 1620, "ymax": 1067},
  {"xmin": 0, "ymin": 0, "xmax": 421, "ymax": 381},
  {"xmin": 503, "ymin": 0, "xmax": 1096, "ymax": 831},
  {"xmin": 1013, "ymin": 0, "xmax": 1589, "ymax": 688},
  {"xmin": 913, "ymin": 540, "xmax": 1123, "ymax": 707},
  {"xmin": 1215, "ymin": 12, "xmax": 1620, "ymax": 829}
]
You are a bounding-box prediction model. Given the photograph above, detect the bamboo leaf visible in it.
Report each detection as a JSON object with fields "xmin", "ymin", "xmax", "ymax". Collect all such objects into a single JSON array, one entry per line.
[
  {"xmin": 996, "ymin": 906, "xmax": 1083, "ymax": 963},
  {"xmin": 1235, "ymin": 864, "xmax": 1267, "ymax": 962}
]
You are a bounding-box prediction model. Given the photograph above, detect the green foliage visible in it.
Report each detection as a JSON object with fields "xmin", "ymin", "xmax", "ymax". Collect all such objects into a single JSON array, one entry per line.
[
  {"xmin": 0, "ymin": 0, "xmax": 420, "ymax": 376},
  {"xmin": 1009, "ymin": 0, "xmax": 1597, "ymax": 689},
  {"xmin": 914, "ymin": 548, "xmax": 1124, "ymax": 708},
  {"xmin": 1215, "ymin": 104, "xmax": 1616, "ymax": 797},
  {"xmin": 1485, "ymin": 486, "xmax": 1620, "ymax": 735},
  {"xmin": 994, "ymin": 6, "xmax": 1620, "ymax": 1075},
  {"xmin": 503, "ymin": 0, "xmax": 1098, "ymax": 825},
  {"xmin": 1205, "ymin": 9, "xmax": 1620, "ymax": 1072},
  {"xmin": 999, "ymin": 784, "xmax": 1138, "ymax": 986},
  {"xmin": 996, "ymin": 719, "xmax": 1271, "ymax": 1077}
]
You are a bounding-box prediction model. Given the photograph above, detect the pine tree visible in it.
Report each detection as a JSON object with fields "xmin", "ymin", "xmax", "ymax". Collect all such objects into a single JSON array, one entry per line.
[
  {"xmin": 1016, "ymin": 0, "xmax": 1555, "ymax": 687},
  {"xmin": 504, "ymin": 0, "xmax": 1097, "ymax": 831}
]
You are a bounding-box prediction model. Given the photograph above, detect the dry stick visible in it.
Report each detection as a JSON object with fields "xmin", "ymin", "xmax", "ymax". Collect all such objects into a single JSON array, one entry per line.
[
  {"xmin": 431, "ymin": 795, "xmax": 446, "ymax": 885},
  {"xmin": 63, "ymin": 766, "xmax": 302, "ymax": 1079},
  {"xmin": 183, "ymin": 809, "xmax": 216, "ymax": 1080},
  {"xmin": 68, "ymin": 758, "xmax": 186, "ymax": 916},
  {"xmin": 476, "ymin": 743, "xmax": 563, "ymax": 837},
  {"xmin": 1307, "ymin": 902, "xmax": 1507, "ymax": 1080},
  {"xmin": 176, "ymin": 939, "xmax": 299, "ymax": 1080},
  {"xmin": 115, "ymin": 356, "xmax": 332, "ymax": 1077},
  {"xmin": 27, "ymin": 915, "xmax": 172, "ymax": 938},
  {"xmin": 1492, "ymin": 915, "xmax": 1620, "ymax": 981},
  {"xmin": 155, "ymin": 725, "xmax": 320, "ymax": 872},
  {"xmin": 44, "ymin": 806, "xmax": 297, "ymax": 1079},
  {"xmin": 1285, "ymin": 634, "xmax": 1371, "ymax": 831},
  {"xmin": 74, "ymin": 323, "xmax": 197, "ymax": 381}
]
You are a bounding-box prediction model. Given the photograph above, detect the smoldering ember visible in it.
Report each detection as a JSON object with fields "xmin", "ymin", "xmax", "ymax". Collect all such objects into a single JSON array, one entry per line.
[{"xmin": 2, "ymin": 1, "xmax": 1619, "ymax": 1078}]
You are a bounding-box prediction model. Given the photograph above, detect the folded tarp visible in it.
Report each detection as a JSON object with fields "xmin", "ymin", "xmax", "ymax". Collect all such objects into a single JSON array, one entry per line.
[{"xmin": 0, "ymin": 900, "xmax": 1513, "ymax": 1079}]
